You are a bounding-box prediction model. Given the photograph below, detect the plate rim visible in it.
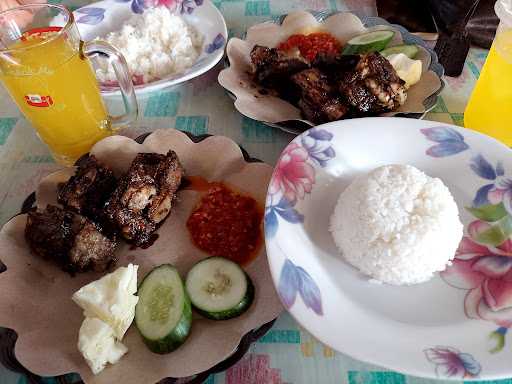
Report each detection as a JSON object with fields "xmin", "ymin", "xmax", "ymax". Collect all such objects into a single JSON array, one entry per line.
[{"xmin": 265, "ymin": 116, "xmax": 512, "ymax": 381}]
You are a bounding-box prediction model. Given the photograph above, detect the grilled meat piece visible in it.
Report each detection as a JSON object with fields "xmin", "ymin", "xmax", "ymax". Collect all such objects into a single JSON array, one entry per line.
[
  {"xmin": 57, "ymin": 156, "xmax": 117, "ymax": 223},
  {"xmin": 105, "ymin": 150, "xmax": 184, "ymax": 246},
  {"xmin": 340, "ymin": 52, "xmax": 407, "ymax": 114},
  {"xmin": 25, "ymin": 205, "xmax": 117, "ymax": 273},
  {"xmin": 69, "ymin": 220, "xmax": 117, "ymax": 272},
  {"xmin": 250, "ymin": 45, "xmax": 310, "ymax": 85},
  {"xmin": 311, "ymin": 53, "xmax": 360, "ymax": 79},
  {"xmin": 291, "ymin": 68, "xmax": 349, "ymax": 123}
]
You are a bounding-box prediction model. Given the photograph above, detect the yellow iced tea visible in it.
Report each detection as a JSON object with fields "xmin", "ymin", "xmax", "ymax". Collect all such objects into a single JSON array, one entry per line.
[
  {"xmin": 464, "ymin": 30, "xmax": 512, "ymax": 145},
  {"xmin": 0, "ymin": 30, "xmax": 110, "ymax": 163}
]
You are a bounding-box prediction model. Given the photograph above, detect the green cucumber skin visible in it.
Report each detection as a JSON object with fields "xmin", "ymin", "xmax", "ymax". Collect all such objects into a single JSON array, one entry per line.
[
  {"xmin": 135, "ymin": 264, "xmax": 193, "ymax": 355},
  {"xmin": 193, "ymin": 273, "xmax": 255, "ymax": 321},
  {"xmin": 380, "ymin": 44, "xmax": 419, "ymax": 59},
  {"xmin": 342, "ymin": 40, "xmax": 390, "ymax": 55},
  {"xmin": 139, "ymin": 292, "xmax": 192, "ymax": 354},
  {"xmin": 342, "ymin": 31, "xmax": 394, "ymax": 55}
]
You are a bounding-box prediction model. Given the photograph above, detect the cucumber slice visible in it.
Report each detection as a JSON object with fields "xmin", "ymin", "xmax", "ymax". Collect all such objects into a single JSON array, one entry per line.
[
  {"xmin": 342, "ymin": 30, "xmax": 395, "ymax": 55},
  {"xmin": 380, "ymin": 44, "xmax": 419, "ymax": 59},
  {"xmin": 185, "ymin": 257, "xmax": 254, "ymax": 320},
  {"xmin": 135, "ymin": 264, "xmax": 192, "ymax": 354}
]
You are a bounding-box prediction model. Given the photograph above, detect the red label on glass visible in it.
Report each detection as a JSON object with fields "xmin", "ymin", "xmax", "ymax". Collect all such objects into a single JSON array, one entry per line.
[
  {"xmin": 21, "ymin": 27, "xmax": 62, "ymax": 41},
  {"xmin": 24, "ymin": 94, "xmax": 53, "ymax": 107}
]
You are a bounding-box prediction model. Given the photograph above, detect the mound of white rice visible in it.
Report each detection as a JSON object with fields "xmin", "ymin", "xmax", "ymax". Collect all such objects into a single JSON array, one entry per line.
[
  {"xmin": 329, "ymin": 164, "xmax": 463, "ymax": 285},
  {"xmin": 96, "ymin": 6, "xmax": 203, "ymax": 83}
]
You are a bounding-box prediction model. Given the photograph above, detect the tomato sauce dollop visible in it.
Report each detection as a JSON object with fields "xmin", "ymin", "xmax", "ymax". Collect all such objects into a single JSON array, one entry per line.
[
  {"xmin": 277, "ymin": 32, "xmax": 341, "ymax": 61},
  {"xmin": 186, "ymin": 183, "xmax": 263, "ymax": 265}
]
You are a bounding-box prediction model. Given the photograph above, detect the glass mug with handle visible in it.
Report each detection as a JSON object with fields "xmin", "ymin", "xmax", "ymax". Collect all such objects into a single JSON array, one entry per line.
[
  {"xmin": 0, "ymin": 4, "xmax": 138, "ymax": 164},
  {"xmin": 464, "ymin": 0, "xmax": 512, "ymax": 145}
]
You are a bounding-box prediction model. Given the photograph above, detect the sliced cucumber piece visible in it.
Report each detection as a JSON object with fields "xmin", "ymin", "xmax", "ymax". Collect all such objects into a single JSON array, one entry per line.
[
  {"xmin": 135, "ymin": 264, "xmax": 192, "ymax": 354},
  {"xmin": 380, "ymin": 44, "xmax": 419, "ymax": 59},
  {"xmin": 186, "ymin": 257, "xmax": 254, "ymax": 320},
  {"xmin": 342, "ymin": 30, "xmax": 395, "ymax": 55}
]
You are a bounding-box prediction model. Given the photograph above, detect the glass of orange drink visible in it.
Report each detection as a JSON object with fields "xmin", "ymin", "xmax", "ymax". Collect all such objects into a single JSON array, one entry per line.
[
  {"xmin": 464, "ymin": 0, "xmax": 512, "ymax": 145},
  {"xmin": 0, "ymin": 4, "xmax": 138, "ymax": 165}
]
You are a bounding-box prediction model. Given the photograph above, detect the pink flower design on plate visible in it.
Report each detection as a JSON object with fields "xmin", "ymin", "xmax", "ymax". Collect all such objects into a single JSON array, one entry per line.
[
  {"xmin": 441, "ymin": 220, "xmax": 512, "ymax": 328},
  {"xmin": 269, "ymin": 143, "xmax": 314, "ymax": 206}
]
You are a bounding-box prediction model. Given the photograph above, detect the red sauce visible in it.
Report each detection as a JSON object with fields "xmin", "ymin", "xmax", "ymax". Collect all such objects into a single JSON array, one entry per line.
[
  {"xmin": 277, "ymin": 32, "xmax": 341, "ymax": 61},
  {"xmin": 186, "ymin": 182, "xmax": 263, "ymax": 265}
]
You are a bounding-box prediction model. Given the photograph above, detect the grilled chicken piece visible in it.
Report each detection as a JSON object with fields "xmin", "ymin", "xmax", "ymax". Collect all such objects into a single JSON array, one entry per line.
[
  {"xmin": 105, "ymin": 151, "xmax": 184, "ymax": 246},
  {"xmin": 250, "ymin": 45, "xmax": 310, "ymax": 85},
  {"xmin": 340, "ymin": 52, "xmax": 407, "ymax": 114},
  {"xmin": 291, "ymin": 68, "xmax": 349, "ymax": 123},
  {"xmin": 25, "ymin": 205, "xmax": 117, "ymax": 273},
  {"xmin": 57, "ymin": 156, "xmax": 117, "ymax": 223}
]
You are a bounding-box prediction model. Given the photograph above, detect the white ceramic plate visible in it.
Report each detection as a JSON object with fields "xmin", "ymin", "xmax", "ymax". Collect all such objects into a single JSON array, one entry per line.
[
  {"xmin": 70, "ymin": 0, "xmax": 227, "ymax": 96},
  {"xmin": 265, "ymin": 117, "xmax": 512, "ymax": 380}
]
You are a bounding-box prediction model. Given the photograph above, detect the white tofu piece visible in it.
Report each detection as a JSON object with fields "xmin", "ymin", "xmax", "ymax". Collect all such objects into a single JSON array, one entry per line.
[
  {"xmin": 78, "ymin": 317, "xmax": 128, "ymax": 375},
  {"xmin": 73, "ymin": 264, "xmax": 139, "ymax": 339}
]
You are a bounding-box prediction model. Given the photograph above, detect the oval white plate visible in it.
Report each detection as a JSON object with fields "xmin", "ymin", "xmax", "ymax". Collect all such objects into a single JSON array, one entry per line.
[
  {"xmin": 265, "ymin": 117, "xmax": 512, "ymax": 380},
  {"xmin": 70, "ymin": 0, "xmax": 227, "ymax": 96}
]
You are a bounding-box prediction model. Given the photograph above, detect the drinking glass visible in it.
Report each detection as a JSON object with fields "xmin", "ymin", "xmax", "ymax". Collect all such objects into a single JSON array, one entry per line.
[
  {"xmin": 0, "ymin": 4, "xmax": 138, "ymax": 164},
  {"xmin": 464, "ymin": 0, "xmax": 512, "ymax": 145}
]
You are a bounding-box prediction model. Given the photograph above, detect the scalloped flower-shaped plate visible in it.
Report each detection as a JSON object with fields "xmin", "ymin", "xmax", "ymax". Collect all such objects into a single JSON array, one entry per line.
[
  {"xmin": 218, "ymin": 11, "xmax": 444, "ymax": 134},
  {"xmin": 0, "ymin": 129, "xmax": 282, "ymax": 384}
]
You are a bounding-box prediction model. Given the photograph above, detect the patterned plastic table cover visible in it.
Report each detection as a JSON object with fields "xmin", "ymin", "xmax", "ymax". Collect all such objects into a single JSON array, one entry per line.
[{"xmin": 0, "ymin": 0, "xmax": 496, "ymax": 383}]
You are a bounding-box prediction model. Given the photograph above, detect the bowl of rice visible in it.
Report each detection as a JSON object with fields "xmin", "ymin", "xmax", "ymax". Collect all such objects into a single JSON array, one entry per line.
[
  {"xmin": 265, "ymin": 117, "xmax": 512, "ymax": 380},
  {"xmin": 67, "ymin": 0, "xmax": 227, "ymax": 95}
]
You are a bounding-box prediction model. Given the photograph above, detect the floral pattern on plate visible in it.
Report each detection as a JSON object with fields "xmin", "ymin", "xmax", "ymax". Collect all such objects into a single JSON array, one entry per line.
[
  {"xmin": 440, "ymin": 153, "xmax": 512, "ymax": 353},
  {"xmin": 278, "ymin": 259, "xmax": 323, "ymax": 316},
  {"xmin": 265, "ymin": 127, "xmax": 335, "ymax": 235},
  {"xmin": 266, "ymin": 128, "xmax": 334, "ymax": 316},
  {"xmin": 128, "ymin": 0, "xmax": 203, "ymax": 15},
  {"xmin": 205, "ymin": 33, "xmax": 226, "ymax": 54},
  {"xmin": 424, "ymin": 346, "xmax": 481, "ymax": 379},
  {"xmin": 421, "ymin": 126, "xmax": 469, "ymax": 158},
  {"xmin": 75, "ymin": 7, "xmax": 106, "ymax": 25},
  {"xmin": 420, "ymin": 126, "xmax": 512, "ymax": 354}
]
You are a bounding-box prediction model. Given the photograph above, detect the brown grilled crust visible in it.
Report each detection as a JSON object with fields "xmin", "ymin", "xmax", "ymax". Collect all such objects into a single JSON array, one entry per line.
[
  {"xmin": 105, "ymin": 150, "xmax": 184, "ymax": 246},
  {"xmin": 57, "ymin": 155, "xmax": 117, "ymax": 228},
  {"xmin": 25, "ymin": 205, "xmax": 118, "ymax": 274}
]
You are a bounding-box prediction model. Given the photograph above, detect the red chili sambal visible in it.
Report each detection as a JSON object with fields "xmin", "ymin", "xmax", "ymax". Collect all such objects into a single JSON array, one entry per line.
[
  {"xmin": 277, "ymin": 32, "xmax": 341, "ymax": 61},
  {"xmin": 186, "ymin": 183, "xmax": 263, "ymax": 265}
]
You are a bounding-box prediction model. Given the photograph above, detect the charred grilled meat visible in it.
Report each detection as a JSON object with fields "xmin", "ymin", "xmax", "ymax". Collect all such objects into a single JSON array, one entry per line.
[
  {"xmin": 250, "ymin": 41, "xmax": 409, "ymax": 122},
  {"xmin": 291, "ymin": 68, "xmax": 349, "ymax": 123},
  {"xmin": 25, "ymin": 205, "xmax": 118, "ymax": 273},
  {"xmin": 250, "ymin": 45, "xmax": 310, "ymax": 86},
  {"xmin": 57, "ymin": 156, "xmax": 117, "ymax": 223},
  {"xmin": 105, "ymin": 150, "xmax": 184, "ymax": 246},
  {"xmin": 311, "ymin": 53, "xmax": 360, "ymax": 79},
  {"xmin": 340, "ymin": 52, "xmax": 407, "ymax": 114}
]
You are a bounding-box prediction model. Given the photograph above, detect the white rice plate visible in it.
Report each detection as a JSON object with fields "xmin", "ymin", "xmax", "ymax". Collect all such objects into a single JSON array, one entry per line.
[
  {"xmin": 96, "ymin": 6, "xmax": 203, "ymax": 83},
  {"xmin": 329, "ymin": 164, "xmax": 463, "ymax": 285}
]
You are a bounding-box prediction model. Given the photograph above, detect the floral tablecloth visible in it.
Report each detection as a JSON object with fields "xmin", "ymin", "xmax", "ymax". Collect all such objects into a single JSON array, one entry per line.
[{"xmin": 0, "ymin": 0, "xmax": 498, "ymax": 383}]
